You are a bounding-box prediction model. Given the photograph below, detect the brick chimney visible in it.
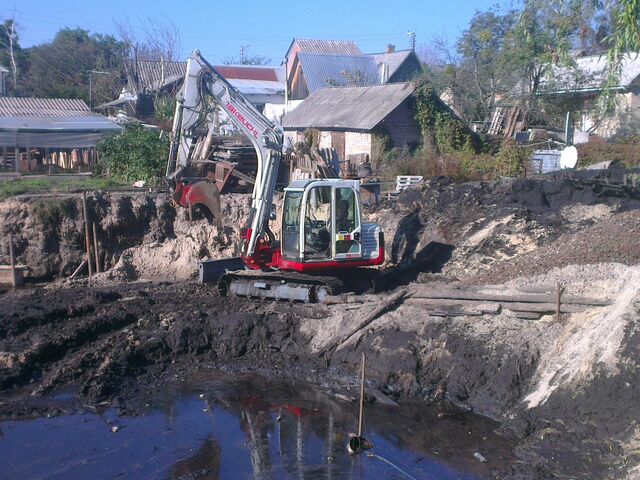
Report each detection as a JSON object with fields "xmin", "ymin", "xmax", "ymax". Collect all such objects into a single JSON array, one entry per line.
[{"xmin": 386, "ymin": 44, "xmax": 396, "ymax": 53}]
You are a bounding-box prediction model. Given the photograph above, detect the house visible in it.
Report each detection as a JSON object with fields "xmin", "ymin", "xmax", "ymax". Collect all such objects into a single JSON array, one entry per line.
[
  {"xmin": 282, "ymin": 82, "xmax": 420, "ymax": 164},
  {"xmin": 0, "ymin": 97, "xmax": 121, "ymax": 172},
  {"xmin": 538, "ymin": 53, "xmax": 640, "ymax": 138},
  {"xmin": 283, "ymin": 39, "xmax": 423, "ymax": 108},
  {"xmin": 0, "ymin": 65, "xmax": 8, "ymax": 96},
  {"xmin": 99, "ymin": 59, "xmax": 286, "ymax": 123}
]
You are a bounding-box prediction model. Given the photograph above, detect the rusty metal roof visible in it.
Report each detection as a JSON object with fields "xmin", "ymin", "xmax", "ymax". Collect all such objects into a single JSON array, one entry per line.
[
  {"xmin": 0, "ymin": 97, "xmax": 92, "ymax": 117},
  {"xmin": 125, "ymin": 59, "xmax": 285, "ymax": 97},
  {"xmin": 293, "ymin": 39, "xmax": 362, "ymax": 56},
  {"xmin": 282, "ymin": 82, "xmax": 415, "ymax": 131}
]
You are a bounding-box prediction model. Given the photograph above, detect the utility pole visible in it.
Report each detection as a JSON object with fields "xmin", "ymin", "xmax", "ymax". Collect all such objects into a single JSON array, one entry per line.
[
  {"xmin": 406, "ymin": 31, "xmax": 416, "ymax": 51},
  {"xmin": 88, "ymin": 70, "xmax": 109, "ymax": 109},
  {"xmin": 240, "ymin": 45, "xmax": 250, "ymax": 64}
]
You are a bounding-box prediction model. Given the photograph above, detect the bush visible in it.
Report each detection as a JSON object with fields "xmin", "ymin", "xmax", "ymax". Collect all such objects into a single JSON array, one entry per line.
[
  {"xmin": 576, "ymin": 140, "xmax": 640, "ymax": 168},
  {"xmin": 96, "ymin": 124, "xmax": 169, "ymax": 184},
  {"xmin": 390, "ymin": 139, "xmax": 530, "ymax": 181}
]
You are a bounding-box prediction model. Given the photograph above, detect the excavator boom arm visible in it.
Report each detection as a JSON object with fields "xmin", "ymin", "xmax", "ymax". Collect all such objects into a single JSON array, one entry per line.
[{"xmin": 167, "ymin": 50, "xmax": 283, "ymax": 258}]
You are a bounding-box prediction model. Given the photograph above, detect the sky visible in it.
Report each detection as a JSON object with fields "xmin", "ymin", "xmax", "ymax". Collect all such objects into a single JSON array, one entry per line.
[{"xmin": 2, "ymin": 0, "xmax": 503, "ymax": 65}]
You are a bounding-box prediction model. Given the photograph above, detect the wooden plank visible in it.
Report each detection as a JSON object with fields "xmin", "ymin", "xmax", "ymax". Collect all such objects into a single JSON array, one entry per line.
[
  {"xmin": 409, "ymin": 286, "xmax": 609, "ymax": 306},
  {"xmin": 405, "ymin": 298, "xmax": 500, "ymax": 314},
  {"xmin": 406, "ymin": 297, "xmax": 586, "ymax": 314},
  {"xmin": 510, "ymin": 311, "xmax": 542, "ymax": 320}
]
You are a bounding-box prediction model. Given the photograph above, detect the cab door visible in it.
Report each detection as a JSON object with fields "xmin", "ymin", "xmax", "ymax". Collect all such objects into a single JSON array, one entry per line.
[{"xmin": 333, "ymin": 187, "xmax": 362, "ymax": 260}]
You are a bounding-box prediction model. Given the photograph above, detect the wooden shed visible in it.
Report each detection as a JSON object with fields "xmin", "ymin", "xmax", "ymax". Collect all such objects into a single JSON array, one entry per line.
[{"xmin": 282, "ymin": 82, "xmax": 420, "ymax": 164}]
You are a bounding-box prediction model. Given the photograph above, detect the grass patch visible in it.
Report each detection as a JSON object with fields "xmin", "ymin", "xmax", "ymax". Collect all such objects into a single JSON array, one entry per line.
[{"xmin": 0, "ymin": 177, "xmax": 126, "ymax": 201}]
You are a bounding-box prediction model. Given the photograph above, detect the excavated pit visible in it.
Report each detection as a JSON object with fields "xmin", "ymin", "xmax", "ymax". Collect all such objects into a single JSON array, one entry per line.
[{"xmin": 1, "ymin": 176, "xmax": 640, "ymax": 479}]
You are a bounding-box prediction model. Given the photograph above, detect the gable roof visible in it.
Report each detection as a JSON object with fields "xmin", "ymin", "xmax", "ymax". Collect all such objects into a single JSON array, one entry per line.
[
  {"xmin": 123, "ymin": 59, "xmax": 285, "ymax": 98},
  {"xmin": 288, "ymin": 38, "xmax": 362, "ymax": 57},
  {"xmin": 0, "ymin": 65, "xmax": 8, "ymax": 73},
  {"xmin": 296, "ymin": 53, "xmax": 379, "ymax": 93},
  {"xmin": 539, "ymin": 52, "xmax": 640, "ymax": 93},
  {"xmin": 282, "ymin": 82, "xmax": 415, "ymax": 131},
  {"xmin": 368, "ymin": 50, "xmax": 416, "ymax": 79},
  {"xmin": 0, "ymin": 97, "xmax": 120, "ymax": 132}
]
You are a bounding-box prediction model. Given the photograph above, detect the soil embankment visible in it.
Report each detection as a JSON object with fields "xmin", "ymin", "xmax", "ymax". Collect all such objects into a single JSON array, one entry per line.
[{"xmin": 1, "ymin": 177, "xmax": 640, "ymax": 478}]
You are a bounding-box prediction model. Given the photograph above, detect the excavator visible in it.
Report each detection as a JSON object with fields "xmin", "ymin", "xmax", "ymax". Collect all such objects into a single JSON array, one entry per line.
[{"xmin": 166, "ymin": 51, "xmax": 384, "ymax": 302}]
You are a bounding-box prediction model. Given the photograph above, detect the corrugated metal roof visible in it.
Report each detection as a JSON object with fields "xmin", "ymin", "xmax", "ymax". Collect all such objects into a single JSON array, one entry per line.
[
  {"xmin": 128, "ymin": 59, "xmax": 284, "ymax": 89},
  {"xmin": 294, "ymin": 39, "xmax": 362, "ymax": 56},
  {"xmin": 127, "ymin": 59, "xmax": 187, "ymax": 91},
  {"xmin": 282, "ymin": 82, "xmax": 415, "ymax": 131},
  {"xmin": 368, "ymin": 50, "xmax": 414, "ymax": 79},
  {"xmin": 0, "ymin": 97, "xmax": 120, "ymax": 132},
  {"xmin": 539, "ymin": 52, "xmax": 640, "ymax": 92},
  {"xmin": 297, "ymin": 53, "xmax": 379, "ymax": 93},
  {"xmin": 0, "ymin": 97, "xmax": 91, "ymax": 117},
  {"xmin": 0, "ymin": 116, "xmax": 121, "ymax": 132}
]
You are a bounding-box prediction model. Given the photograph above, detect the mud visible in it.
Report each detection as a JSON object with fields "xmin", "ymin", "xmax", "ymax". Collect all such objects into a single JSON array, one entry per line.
[{"xmin": 2, "ymin": 176, "xmax": 640, "ymax": 478}]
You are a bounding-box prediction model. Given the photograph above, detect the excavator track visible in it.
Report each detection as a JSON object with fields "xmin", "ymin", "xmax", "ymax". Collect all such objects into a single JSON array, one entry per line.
[{"xmin": 218, "ymin": 270, "xmax": 345, "ymax": 303}]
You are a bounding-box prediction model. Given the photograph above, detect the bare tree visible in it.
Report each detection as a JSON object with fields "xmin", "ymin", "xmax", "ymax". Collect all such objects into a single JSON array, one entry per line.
[
  {"xmin": 1, "ymin": 18, "xmax": 19, "ymax": 90},
  {"xmin": 114, "ymin": 17, "xmax": 182, "ymax": 95}
]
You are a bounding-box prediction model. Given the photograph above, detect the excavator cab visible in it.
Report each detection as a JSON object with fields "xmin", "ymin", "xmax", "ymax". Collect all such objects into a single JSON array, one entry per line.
[{"xmin": 281, "ymin": 179, "xmax": 373, "ymax": 268}]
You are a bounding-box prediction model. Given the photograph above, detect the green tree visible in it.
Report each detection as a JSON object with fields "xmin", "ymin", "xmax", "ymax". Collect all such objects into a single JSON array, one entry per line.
[
  {"xmin": 21, "ymin": 28, "xmax": 125, "ymax": 104},
  {"xmin": 456, "ymin": 9, "xmax": 518, "ymax": 122}
]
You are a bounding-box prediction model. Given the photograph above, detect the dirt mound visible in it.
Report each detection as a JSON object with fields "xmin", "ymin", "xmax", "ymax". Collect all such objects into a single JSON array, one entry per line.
[
  {"xmin": 368, "ymin": 177, "xmax": 640, "ymax": 284},
  {"xmin": 0, "ymin": 192, "xmax": 254, "ymax": 281}
]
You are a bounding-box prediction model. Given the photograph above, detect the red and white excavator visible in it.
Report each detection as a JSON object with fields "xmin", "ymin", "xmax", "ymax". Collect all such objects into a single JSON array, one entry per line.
[{"xmin": 166, "ymin": 51, "xmax": 384, "ymax": 302}]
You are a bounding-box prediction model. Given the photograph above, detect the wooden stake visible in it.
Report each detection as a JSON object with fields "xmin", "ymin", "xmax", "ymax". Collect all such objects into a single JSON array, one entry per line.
[
  {"xmin": 82, "ymin": 192, "xmax": 94, "ymax": 279},
  {"xmin": 92, "ymin": 222, "xmax": 100, "ymax": 273},
  {"xmin": 188, "ymin": 202, "xmax": 193, "ymax": 221},
  {"xmin": 358, "ymin": 352, "xmax": 366, "ymax": 438},
  {"xmin": 70, "ymin": 260, "xmax": 87, "ymax": 279},
  {"xmin": 8, "ymin": 233, "xmax": 16, "ymax": 288},
  {"xmin": 556, "ymin": 282, "xmax": 564, "ymax": 322}
]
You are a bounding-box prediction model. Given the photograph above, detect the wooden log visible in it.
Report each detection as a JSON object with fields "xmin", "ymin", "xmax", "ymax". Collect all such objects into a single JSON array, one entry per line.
[
  {"xmin": 409, "ymin": 286, "xmax": 609, "ymax": 306},
  {"xmin": 82, "ymin": 192, "xmax": 94, "ymax": 279},
  {"xmin": 92, "ymin": 222, "xmax": 101, "ymax": 273},
  {"xmin": 324, "ymin": 289, "xmax": 407, "ymax": 355}
]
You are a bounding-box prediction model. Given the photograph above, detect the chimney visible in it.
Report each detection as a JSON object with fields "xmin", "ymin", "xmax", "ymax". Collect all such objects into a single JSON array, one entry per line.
[{"xmin": 386, "ymin": 44, "xmax": 395, "ymax": 54}]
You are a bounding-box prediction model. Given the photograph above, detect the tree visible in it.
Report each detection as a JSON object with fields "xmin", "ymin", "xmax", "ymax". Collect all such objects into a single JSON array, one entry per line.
[
  {"xmin": 0, "ymin": 18, "xmax": 19, "ymax": 92},
  {"xmin": 21, "ymin": 28, "xmax": 125, "ymax": 104},
  {"xmin": 456, "ymin": 10, "xmax": 518, "ymax": 122}
]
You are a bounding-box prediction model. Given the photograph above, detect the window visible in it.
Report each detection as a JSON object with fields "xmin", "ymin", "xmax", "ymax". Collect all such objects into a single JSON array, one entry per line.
[{"xmin": 282, "ymin": 190, "xmax": 303, "ymax": 259}]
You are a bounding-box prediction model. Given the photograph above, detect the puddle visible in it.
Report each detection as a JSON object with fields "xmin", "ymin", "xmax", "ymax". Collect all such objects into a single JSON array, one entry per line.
[{"xmin": 0, "ymin": 372, "xmax": 514, "ymax": 479}]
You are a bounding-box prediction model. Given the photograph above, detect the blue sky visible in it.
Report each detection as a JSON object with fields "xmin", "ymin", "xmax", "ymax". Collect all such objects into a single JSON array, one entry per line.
[{"xmin": 2, "ymin": 0, "xmax": 503, "ymax": 64}]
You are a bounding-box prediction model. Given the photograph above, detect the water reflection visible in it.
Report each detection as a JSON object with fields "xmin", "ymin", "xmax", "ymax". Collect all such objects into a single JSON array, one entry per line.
[{"xmin": 0, "ymin": 372, "xmax": 513, "ymax": 479}]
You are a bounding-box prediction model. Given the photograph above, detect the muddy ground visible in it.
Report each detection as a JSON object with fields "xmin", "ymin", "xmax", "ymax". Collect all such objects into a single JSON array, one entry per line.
[{"xmin": 1, "ymin": 176, "xmax": 640, "ymax": 478}]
